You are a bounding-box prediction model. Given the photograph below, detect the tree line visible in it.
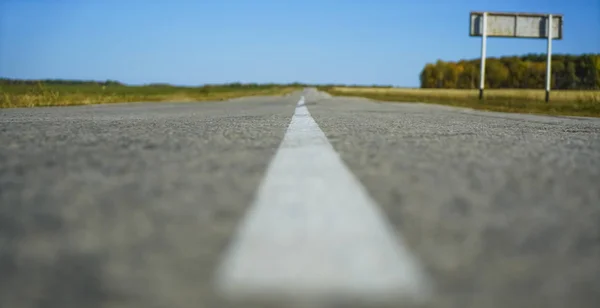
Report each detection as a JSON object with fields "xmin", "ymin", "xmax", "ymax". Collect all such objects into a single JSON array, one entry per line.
[
  {"xmin": 420, "ymin": 53, "xmax": 600, "ymax": 90},
  {"xmin": 0, "ymin": 78, "xmax": 124, "ymax": 86},
  {"xmin": 0, "ymin": 79, "xmax": 303, "ymax": 88},
  {"xmin": 0, "ymin": 78, "xmax": 395, "ymax": 89}
]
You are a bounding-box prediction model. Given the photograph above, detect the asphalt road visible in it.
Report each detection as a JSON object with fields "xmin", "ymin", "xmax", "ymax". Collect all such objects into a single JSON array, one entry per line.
[{"xmin": 1, "ymin": 89, "xmax": 599, "ymax": 308}]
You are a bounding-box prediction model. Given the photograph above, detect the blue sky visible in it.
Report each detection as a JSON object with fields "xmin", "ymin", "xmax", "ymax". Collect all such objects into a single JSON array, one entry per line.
[{"xmin": 1, "ymin": 0, "xmax": 598, "ymax": 87}]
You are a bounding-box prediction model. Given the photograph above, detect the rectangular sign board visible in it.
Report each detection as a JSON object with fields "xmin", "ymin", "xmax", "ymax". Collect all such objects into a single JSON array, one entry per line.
[{"xmin": 470, "ymin": 11, "xmax": 563, "ymax": 39}]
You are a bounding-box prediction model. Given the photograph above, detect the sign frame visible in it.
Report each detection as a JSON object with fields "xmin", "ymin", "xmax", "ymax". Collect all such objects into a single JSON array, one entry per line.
[{"xmin": 469, "ymin": 11, "xmax": 563, "ymax": 102}]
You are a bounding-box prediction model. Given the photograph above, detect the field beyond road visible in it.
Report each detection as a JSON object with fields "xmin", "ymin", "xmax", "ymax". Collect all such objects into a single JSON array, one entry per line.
[
  {"xmin": 321, "ymin": 87, "xmax": 600, "ymax": 118},
  {"xmin": 0, "ymin": 82, "xmax": 298, "ymax": 108},
  {"xmin": 4, "ymin": 81, "xmax": 600, "ymax": 118}
]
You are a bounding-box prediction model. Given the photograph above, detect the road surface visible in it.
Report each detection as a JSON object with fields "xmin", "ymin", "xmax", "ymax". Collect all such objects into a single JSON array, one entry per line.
[{"xmin": 1, "ymin": 89, "xmax": 599, "ymax": 308}]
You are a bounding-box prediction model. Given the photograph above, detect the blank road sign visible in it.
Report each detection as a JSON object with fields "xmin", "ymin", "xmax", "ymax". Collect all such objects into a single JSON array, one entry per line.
[{"xmin": 470, "ymin": 12, "xmax": 563, "ymax": 39}]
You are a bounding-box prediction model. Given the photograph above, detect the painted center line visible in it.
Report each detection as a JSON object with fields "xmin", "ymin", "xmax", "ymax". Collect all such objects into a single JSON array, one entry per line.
[{"xmin": 215, "ymin": 95, "xmax": 431, "ymax": 304}]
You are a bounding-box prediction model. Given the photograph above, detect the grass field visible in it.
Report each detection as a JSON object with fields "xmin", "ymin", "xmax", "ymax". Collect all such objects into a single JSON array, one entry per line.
[
  {"xmin": 4, "ymin": 82, "xmax": 600, "ymax": 117},
  {"xmin": 0, "ymin": 82, "xmax": 298, "ymax": 108},
  {"xmin": 321, "ymin": 87, "xmax": 600, "ymax": 117}
]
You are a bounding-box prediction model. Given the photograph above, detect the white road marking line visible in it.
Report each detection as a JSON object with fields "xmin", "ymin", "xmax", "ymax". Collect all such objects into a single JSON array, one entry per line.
[{"xmin": 215, "ymin": 95, "xmax": 432, "ymax": 303}]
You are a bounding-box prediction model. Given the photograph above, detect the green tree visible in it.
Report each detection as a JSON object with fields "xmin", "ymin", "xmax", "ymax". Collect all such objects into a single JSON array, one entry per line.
[
  {"xmin": 486, "ymin": 59, "xmax": 510, "ymax": 88},
  {"xmin": 419, "ymin": 63, "xmax": 437, "ymax": 88},
  {"xmin": 442, "ymin": 62, "xmax": 461, "ymax": 88},
  {"xmin": 551, "ymin": 60, "xmax": 565, "ymax": 89},
  {"xmin": 590, "ymin": 55, "xmax": 600, "ymax": 89},
  {"xmin": 456, "ymin": 61, "xmax": 477, "ymax": 89}
]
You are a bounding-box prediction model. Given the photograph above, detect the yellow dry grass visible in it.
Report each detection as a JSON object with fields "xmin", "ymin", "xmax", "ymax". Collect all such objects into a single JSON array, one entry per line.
[
  {"xmin": 0, "ymin": 87, "xmax": 298, "ymax": 108},
  {"xmin": 323, "ymin": 87, "xmax": 600, "ymax": 117},
  {"xmin": 329, "ymin": 87, "xmax": 600, "ymax": 103}
]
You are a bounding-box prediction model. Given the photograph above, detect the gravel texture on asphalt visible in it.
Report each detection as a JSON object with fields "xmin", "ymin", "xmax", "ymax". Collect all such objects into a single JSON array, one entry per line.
[{"xmin": 1, "ymin": 90, "xmax": 599, "ymax": 308}]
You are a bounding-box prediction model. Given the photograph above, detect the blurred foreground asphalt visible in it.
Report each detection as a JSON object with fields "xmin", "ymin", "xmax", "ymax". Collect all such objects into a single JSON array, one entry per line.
[{"xmin": 1, "ymin": 89, "xmax": 599, "ymax": 308}]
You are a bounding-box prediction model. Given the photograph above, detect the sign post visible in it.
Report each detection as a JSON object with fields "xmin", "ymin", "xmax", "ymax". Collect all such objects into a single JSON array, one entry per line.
[
  {"xmin": 469, "ymin": 11, "xmax": 563, "ymax": 102},
  {"xmin": 479, "ymin": 12, "xmax": 487, "ymax": 100},
  {"xmin": 545, "ymin": 14, "xmax": 553, "ymax": 102}
]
